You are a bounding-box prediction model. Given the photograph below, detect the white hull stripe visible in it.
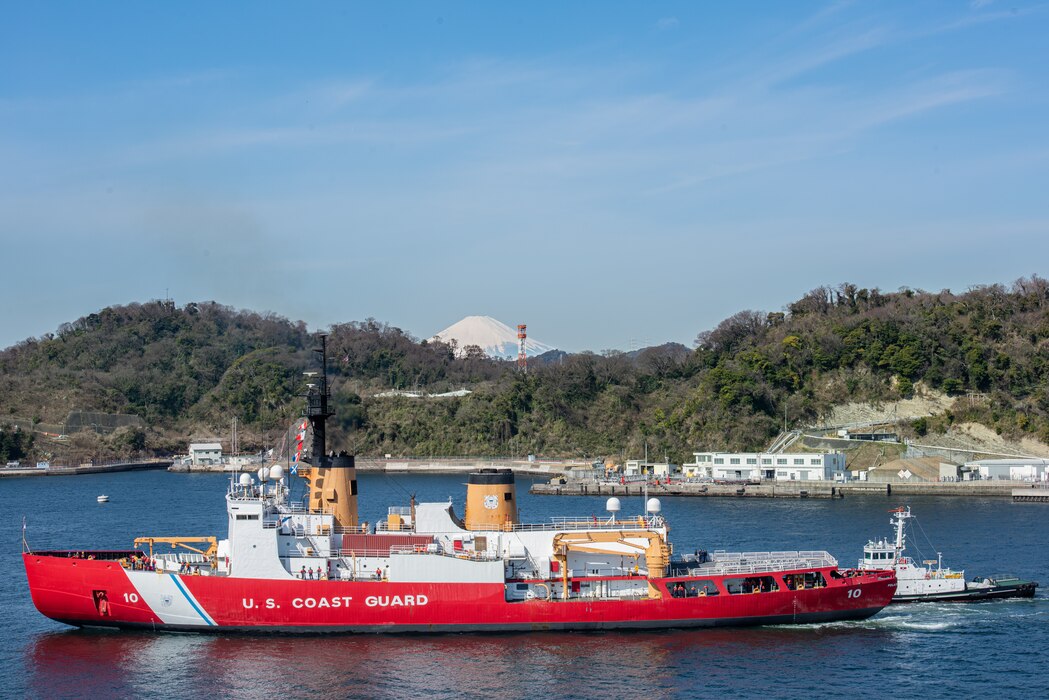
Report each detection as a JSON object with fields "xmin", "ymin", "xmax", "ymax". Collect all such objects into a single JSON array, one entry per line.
[
  {"xmin": 169, "ymin": 574, "xmax": 216, "ymax": 626},
  {"xmin": 121, "ymin": 569, "xmax": 215, "ymax": 627}
]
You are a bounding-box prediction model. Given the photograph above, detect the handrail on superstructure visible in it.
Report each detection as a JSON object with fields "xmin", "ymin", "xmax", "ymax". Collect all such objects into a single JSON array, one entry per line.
[
  {"xmin": 374, "ymin": 515, "xmax": 666, "ymax": 534},
  {"xmin": 689, "ymin": 557, "xmax": 837, "ymax": 577},
  {"xmin": 693, "ymin": 550, "xmax": 837, "ymax": 575},
  {"xmin": 512, "ymin": 516, "xmax": 665, "ymax": 532},
  {"xmin": 328, "ymin": 546, "xmax": 500, "ymax": 562}
]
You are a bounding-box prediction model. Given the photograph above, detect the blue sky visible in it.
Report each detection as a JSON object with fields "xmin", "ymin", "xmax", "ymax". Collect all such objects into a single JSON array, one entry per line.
[{"xmin": 2, "ymin": 1, "xmax": 1047, "ymax": 352}]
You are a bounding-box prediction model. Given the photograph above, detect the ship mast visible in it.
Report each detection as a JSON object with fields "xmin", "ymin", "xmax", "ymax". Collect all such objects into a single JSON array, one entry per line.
[
  {"xmin": 305, "ymin": 334, "xmax": 334, "ymax": 468},
  {"xmin": 892, "ymin": 506, "xmax": 910, "ymax": 554},
  {"xmin": 298, "ymin": 334, "xmax": 359, "ymax": 527}
]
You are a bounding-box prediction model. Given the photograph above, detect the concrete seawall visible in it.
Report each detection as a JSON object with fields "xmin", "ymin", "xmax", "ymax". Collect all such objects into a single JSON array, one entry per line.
[
  {"xmin": 0, "ymin": 459, "xmax": 173, "ymax": 479},
  {"xmin": 170, "ymin": 457, "xmax": 577, "ymax": 476},
  {"xmin": 531, "ymin": 480, "xmax": 1031, "ymax": 499},
  {"xmin": 1012, "ymin": 487, "xmax": 1049, "ymax": 502}
]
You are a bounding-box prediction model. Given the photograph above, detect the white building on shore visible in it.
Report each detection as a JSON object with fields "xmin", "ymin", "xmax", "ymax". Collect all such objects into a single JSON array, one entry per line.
[
  {"xmin": 683, "ymin": 451, "xmax": 846, "ymax": 482},
  {"xmin": 623, "ymin": 460, "xmax": 674, "ymax": 477},
  {"xmin": 189, "ymin": 442, "xmax": 223, "ymax": 466},
  {"xmin": 965, "ymin": 458, "xmax": 1049, "ymax": 481}
]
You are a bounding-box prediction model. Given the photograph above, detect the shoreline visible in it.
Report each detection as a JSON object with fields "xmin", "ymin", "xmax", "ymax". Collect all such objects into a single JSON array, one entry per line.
[
  {"xmin": 531, "ymin": 479, "xmax": 1045, "ymax": 499},
  {"xmin": 168, "ymin": 457, "xmax": 579, "ymax": 477},
  {"xmin": 7, "ymin": 458, "xmax": 1044, "ymax": 499},
  {"xmin": 0, "ymin": 459, "xmax": 172, "ymax": 479}
]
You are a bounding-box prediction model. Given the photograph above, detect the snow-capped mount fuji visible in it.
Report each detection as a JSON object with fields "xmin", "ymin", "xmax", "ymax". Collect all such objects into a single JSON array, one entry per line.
[{"xmin": 430, "ymin": 316, "xmax": 556, "ymax": 360}]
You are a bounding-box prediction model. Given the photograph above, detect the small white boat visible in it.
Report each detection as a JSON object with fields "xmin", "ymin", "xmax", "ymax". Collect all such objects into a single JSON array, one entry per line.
[{"xmin": 97, "ymin": 495, "xmax": 109, "ymax": 503}]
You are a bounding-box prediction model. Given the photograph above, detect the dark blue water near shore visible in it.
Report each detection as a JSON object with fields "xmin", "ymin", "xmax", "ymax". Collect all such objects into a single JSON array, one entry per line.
[{"xmin": 2, "ymin": 471, "xmax": 1046, "ymax": 699}]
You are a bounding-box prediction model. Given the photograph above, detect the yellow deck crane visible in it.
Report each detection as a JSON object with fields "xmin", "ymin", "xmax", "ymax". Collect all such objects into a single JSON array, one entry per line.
[
  {"xmin": 134, "ymin": 536, "xmax": 219, "ymax": 570},
  {"xmin": 551, "ymin": 530, "xmax": 671, "ymax": 600}
]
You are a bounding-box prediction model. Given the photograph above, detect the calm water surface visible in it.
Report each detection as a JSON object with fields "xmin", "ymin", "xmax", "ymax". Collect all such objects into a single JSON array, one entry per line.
[{"xmin": 2, "ymin": 471, "xmax": 1046, "ymax": 699}]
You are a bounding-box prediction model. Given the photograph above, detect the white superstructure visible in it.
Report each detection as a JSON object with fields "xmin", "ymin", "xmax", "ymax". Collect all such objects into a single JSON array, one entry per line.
[{"xmin": 192, "ymin": 466, "xmax": 674, "ymax": 602}]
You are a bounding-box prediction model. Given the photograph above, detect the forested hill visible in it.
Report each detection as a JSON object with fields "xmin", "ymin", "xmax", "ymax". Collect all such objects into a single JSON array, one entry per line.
[{"xmin": 2, "ymin": 278, "xmax": 1048, "ymax": 464}]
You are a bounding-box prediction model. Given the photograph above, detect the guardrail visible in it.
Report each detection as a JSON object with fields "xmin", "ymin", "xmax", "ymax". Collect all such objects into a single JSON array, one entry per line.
[
  {"xmin": 688, "ymin": 550, "xmax": 838, "ymax": 576},
  {"xmin": 331, "ymin": 545, "xmax": 500, "ymax": 562},
  {"xmin": 509, "ymin": 516, "xmax": 665, "ymax": 532},
  {"xmin": 332, "ymin": 525, "xmax": 370, "ymax": 534},
  {"xmin": 375, "ymin": 515, "xmax": 666, "ymax": 534}
]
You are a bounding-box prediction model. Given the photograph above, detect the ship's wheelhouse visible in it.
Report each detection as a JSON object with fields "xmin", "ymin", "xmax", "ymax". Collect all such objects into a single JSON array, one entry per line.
[{"xmin": 862, "ymin": 541, "xmax": 897, "ymax": 567}]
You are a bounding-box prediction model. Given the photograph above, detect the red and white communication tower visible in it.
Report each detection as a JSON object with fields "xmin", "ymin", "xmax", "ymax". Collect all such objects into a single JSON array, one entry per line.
[{"xmin": 517, "ymin": 324, "xmax": 527, "ymax": 370}]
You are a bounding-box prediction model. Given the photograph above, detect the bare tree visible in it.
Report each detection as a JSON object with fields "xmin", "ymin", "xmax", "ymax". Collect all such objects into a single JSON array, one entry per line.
[{"xmin": 696, "ymin": 310, "xmax": 767, "ymax": 352}]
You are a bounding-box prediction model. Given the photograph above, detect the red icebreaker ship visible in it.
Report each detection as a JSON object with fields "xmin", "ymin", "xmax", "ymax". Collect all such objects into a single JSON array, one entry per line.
[{"xmin": 24, "ymin": 338, "xmax": 895, "ymax": 633}]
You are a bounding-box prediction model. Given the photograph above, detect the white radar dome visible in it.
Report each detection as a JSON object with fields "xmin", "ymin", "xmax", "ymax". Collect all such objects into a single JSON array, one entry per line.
[
  {"xmin": 268, "ymin": 465, "xmax": 284, "ymax": 480},
  {"xmin": 606, "ymin": 497, "xmax": 621, "ymax": 513},
  {"xmin": 238, "ymin": 473, "xmax": 252, "ymax": 487},
  {"xmin": 646, "ymin": 497, "xmax": 662, "ymax": 513},
  {"xmin": 257, "ymin": 466, "xmax": 268, "ymax": 482}
]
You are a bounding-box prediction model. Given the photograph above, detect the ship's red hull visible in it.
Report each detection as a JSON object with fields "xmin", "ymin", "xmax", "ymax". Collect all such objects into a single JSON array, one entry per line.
[{"xmin": 24, "ymin": 552, "xmax": 896, "ymax": 633}]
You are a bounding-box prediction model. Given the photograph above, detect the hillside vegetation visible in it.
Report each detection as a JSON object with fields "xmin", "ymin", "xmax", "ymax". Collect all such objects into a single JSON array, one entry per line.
[{"xmin": 2, "ymin": 278, "xmax": 1048, "ymax": 464}]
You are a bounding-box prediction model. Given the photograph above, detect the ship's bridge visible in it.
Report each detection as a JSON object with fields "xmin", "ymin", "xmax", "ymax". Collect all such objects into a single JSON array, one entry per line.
[{"xmin": 860, "ymin": 538, "xmax": 902, "ymax": 570}]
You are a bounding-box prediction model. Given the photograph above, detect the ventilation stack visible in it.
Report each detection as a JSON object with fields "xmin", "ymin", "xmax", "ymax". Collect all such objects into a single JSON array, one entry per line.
[
  {"xmin": 303, "ymin": 452, "xmax": 358, "ymax": 529},
  {"xmin": 465, "ymin": 468, "xmax": 518, "ymax": 531}
]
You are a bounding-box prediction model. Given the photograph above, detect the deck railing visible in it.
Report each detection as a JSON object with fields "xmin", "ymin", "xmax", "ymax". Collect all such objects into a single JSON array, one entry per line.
[
  {"xmin": 375, "ymin": 516, "xmax": 665, "ymax": 533},
  {"xmin": 689, "ymin": 550, "xmax": 838, "ymax": 576},
  {"xmin": 509, "ymin": 516, "xmax": 665, "ymax": 532},
  {"xmin": 330, "ymin": 545, "xmax": 500, "ymax": 562}
]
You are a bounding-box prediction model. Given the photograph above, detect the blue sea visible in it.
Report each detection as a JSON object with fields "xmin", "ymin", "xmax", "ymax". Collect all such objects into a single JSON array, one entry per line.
[{"xmin": 2, "ymin": 471, "xmax": 1046, "ymax": 699}]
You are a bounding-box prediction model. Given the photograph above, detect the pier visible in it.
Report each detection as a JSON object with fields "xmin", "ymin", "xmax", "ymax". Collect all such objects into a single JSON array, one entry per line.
[
  {"xmin": 531, "ymin": 480, "xmax": 1029, "ymax": 499},
  {"xmin": 170, "ymin": 456, "xmax": 579, "ymax": 476},
  {"xmin": 1012, "ymin": 485, "xmax": 1049, "ymax": 503},
  {"xmin": 0, "ymin": 459, "xmax": 172, "ymax": 479}
]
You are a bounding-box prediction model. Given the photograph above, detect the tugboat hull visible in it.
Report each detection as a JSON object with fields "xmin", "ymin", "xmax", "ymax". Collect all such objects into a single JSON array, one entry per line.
[{"xmin": 893, "ymin": 579, "xmax": 1037, "ymax": 604}]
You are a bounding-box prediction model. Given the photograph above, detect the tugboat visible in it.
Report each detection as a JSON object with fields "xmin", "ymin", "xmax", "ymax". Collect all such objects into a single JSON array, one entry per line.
[
  {"xmin": 858, "ymin": 507, "xmax": 1038, "ymax": 603},
  {"xmin": 22, "ymin": 337, "xmax": 897, "ymax": 634}
]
